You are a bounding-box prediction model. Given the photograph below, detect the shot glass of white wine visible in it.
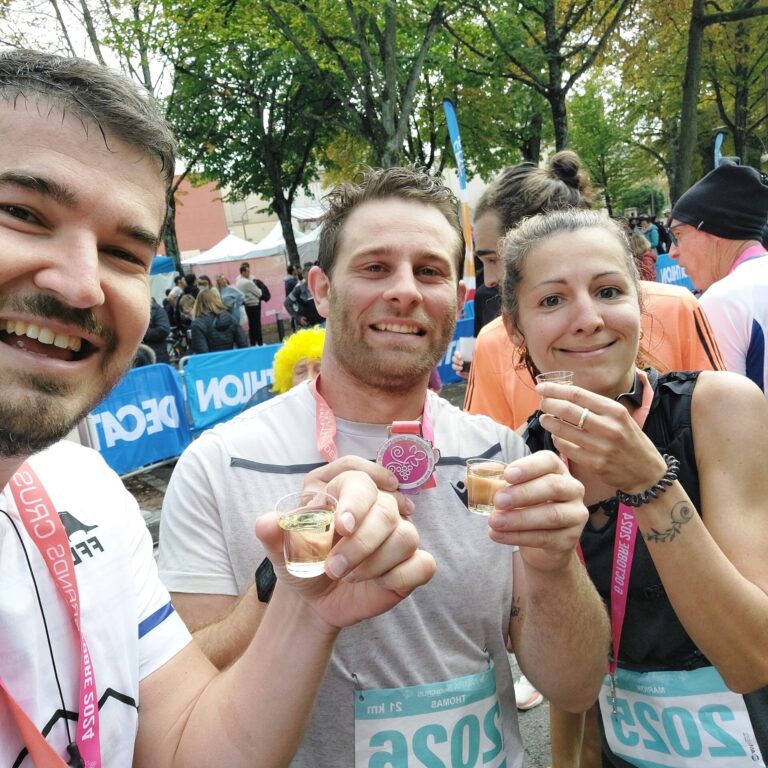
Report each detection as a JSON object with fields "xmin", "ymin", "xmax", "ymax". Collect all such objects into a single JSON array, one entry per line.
[
  {"xmin": 276, "ymin": 490, "xmax": 337, "ymax": 578},
  {"xmin": 535, "ymin": 370, "xmax": 574, "ymax": 385}
]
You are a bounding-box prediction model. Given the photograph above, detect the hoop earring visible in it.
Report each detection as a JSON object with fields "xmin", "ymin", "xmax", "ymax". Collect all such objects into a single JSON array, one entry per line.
[{"xmin": 517, "ymin": 341, "xmax": 539, "ymax": 381}]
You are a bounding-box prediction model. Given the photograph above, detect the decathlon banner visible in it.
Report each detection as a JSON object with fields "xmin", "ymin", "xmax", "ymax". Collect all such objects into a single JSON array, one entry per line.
[
  {"xmin": 443, "ymin": 98, "xmax": 475, "ymax": 292},
  {"xmin": 87, "ymin": 363, "xmax": 192, "ymax": 475},
  {"xmin": 183, "ymin": 343, "xmax": 280, "ymax": 430},
  {"xmin": 656, "ymin": 252, "xmax": 695, "ymax": 291}
]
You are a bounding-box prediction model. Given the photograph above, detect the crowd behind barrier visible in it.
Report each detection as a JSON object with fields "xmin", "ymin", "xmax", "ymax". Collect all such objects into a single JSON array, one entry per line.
[{"xmin": 83, "ymin": 315, "xmax": 474, "ymax": 476}]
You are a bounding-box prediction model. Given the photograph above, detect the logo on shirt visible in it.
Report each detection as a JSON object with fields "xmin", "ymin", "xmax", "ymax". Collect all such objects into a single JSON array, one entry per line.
[
  {"xmin": 451, "ymin": 480, "xmax": 469, "ymax": 508},
  {"xmin": 59, "ymin": 510, "xmax": 105, "ymax": 564}
]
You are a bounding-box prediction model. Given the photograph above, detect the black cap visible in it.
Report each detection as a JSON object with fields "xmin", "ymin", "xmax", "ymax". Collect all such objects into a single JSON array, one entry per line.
[{"xmin": 670, "ymin": 162, "xmax": 768, "ymax": 241}]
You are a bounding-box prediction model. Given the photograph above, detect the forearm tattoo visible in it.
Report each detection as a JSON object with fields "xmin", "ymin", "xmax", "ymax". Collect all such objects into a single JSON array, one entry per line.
[
  {"xmin": 510, "ymin": 597, "xmax": 522, "ymax": 620},
  {"xmin": 645, "ymin": 502, "xmax": 694, "ymax": 543}
]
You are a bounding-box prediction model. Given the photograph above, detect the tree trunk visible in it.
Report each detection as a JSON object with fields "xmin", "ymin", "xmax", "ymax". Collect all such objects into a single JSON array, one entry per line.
[
  {"xmin": 274, "ymin": 198, "xmax": 301, "ymax": 270},
  {"xmin": 78, "ymin": 0, "xmax": 106, "ymax": 65},
  {"xmin": 549, "ymin": 89, "xmax": 569, "ymax": 150},
  {"xmin": 732, "ymin": 21, "xmax": 749, "ymax": 162},
  {"xmin": 672, "ymin": 0, "xmax": 706, "ymax": 202},
  {"xmin": 521, "ymin": 110, "xmax": 543, "ymax": 163},
  {"xmin": 162, "ymin": 194, "xmax": 182, "ymax": 275}
]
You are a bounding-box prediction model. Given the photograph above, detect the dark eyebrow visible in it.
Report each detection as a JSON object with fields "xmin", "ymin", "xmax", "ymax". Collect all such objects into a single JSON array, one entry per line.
[
  {"xmin": 533, "ymin": 270, "xmax": 626, "ymax": 288},
  {"xmin": 1, "ymin": 170, "xmax": 161, "ymax": 250},
  {"xmin": 120, "ymin": 224, "xmax": 161, "ymax": 251},
  {"xmin": 475, "ymin": 249, "xmax": 498, "ymax": 257},
  {"xmin": 0, "ymin": 171, "xmax": 77, "ymax": 207}
]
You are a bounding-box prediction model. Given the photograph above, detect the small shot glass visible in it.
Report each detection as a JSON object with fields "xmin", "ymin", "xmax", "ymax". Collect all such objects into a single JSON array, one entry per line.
[
  {"xmin": 465, "ymin": 458, "xmax": 507, "ymax": 516},
  {"xmin": 276, "ymin": 490, "xmax": 337, "ymax": 578},
  {"xmin": 535, "ymin": 370, "xmax": 574, "ymax": 385}
]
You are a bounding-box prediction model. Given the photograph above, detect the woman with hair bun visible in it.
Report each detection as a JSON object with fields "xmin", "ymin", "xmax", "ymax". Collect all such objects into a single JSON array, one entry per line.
[
  {"xmin": 455, "ymin": 150, "xmax": 724, "ymax": 765},
  {"xmin": 503, "ymin": 209, "xmax": 768, "ymax": 767}
]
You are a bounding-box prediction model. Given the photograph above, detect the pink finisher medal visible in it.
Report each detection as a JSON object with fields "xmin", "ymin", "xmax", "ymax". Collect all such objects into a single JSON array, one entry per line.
[{"xmin": 376, "ymin": 420, "xmax": 440, "ymax": 492}]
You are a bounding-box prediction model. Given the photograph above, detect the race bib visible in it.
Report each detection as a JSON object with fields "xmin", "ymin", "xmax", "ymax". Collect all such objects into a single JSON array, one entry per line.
[
  {"xmin": 354, "ymin": 667, "xmax": 507, "ymax": 768},
  {"xmin": 600, "ymin": 667, "xmax": 765, "ymax": 767}
]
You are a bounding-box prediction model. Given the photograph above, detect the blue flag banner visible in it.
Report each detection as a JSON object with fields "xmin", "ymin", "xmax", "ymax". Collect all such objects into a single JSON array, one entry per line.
[
  {"xmin": 714, "ymin": 130, "xmax": 726, "ymax": 168},
  {"xmin": 182, "ymin": 343, "xmax": 281, "ymax": 430},
  {"xmin": 87, "ymin": 363, "xmax": 192, "ymax": 475},
  {"xmin": 443, "ymin": 98, "xmax": 475, "ymax": 290},
  {"xmin": 437, "ymin": 316, "xmax": 475, "ymax": 385},
  {"xmin": 656, "ymin": 253, "xmax": 695, "ymax": 291}
]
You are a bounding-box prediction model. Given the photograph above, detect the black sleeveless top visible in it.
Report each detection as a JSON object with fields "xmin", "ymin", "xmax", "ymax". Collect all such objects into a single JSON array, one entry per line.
[
  {"xmin": 525, "ymin": 370, "xmax": 706, "ymax": 671},
  {"xmin": 525, "ymin": 368, "xmax": 768, "ymax": 765}
]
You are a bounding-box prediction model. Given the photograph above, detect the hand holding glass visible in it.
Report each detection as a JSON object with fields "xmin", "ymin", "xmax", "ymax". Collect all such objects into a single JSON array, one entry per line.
[
  {"xmin": 276, "ymin": 490, "xmax": 337, "ymax": 577},
  {"xmin": 466, "ymin": 459, "xmax": 508, "ymax": 516}
]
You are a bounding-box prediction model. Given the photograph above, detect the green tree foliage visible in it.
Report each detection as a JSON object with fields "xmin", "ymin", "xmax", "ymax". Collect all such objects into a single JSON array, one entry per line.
[
  {"xmin": 163, "ymin": 0, "xmax": 342, "ymax": 267},
  {"xmin": 705, "ymin": 13, "xmax": 768, "ymax": 166},
  {"xmin": 614, "ymin": 182, "xmax": 666, "ymax": 217},
  {"xmin": 568, "ymin": 77, "xmax": 652, "ymax": 216},
  {"xmin": 410, "ymin": 35, "xmax": 552, "ymax": 178},
  {"xmin": 263, "ymin": 0, "xmax": 452, "ymax": 168},
  {"xmin": 610, "ymin": 0, "xmax": 768, "ymax": 201},
  {"xmin": 446, "ymin": 0, "xmax": 634, "ymax": 151}
]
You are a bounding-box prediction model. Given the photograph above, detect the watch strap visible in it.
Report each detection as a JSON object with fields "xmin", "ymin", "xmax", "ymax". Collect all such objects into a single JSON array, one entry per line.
[{"xmin": 255, "ymin": 557, "xmax": 277, "ymax": 603}]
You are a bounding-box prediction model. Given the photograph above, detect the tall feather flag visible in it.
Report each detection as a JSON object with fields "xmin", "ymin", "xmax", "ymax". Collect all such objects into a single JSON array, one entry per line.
[
  {"xmin": 443, "ymin": 98, "xmax": 475, "ymax": 295},
  {"xmin": 713, "ymin": 130, "xmax": 726, "ymax": 168}
]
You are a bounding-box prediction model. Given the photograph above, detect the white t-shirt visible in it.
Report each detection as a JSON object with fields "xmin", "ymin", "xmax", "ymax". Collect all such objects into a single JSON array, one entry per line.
[
  {"xmin": 0, "ymin": 441, "xmax": 191, "ymax": 767},
  {"xmin": 700, "ymin": 254, "xmax": 768, "ymax": 395},
  {"xmin": 159, "ymin": 384, "xmax": 529, "ymax": 767}
]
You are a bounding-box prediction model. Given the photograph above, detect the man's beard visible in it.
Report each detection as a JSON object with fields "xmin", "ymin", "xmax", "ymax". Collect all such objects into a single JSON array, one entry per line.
[
  {"xmin": 326, "ymin": 289, "xmax": 457, "ymax": 393},
  {"xmin": 0, "ymin": 293, "xmax": 124, "ymax": 458}
]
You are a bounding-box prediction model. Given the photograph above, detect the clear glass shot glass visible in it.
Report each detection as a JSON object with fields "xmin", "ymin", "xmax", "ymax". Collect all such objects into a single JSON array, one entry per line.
[
  {"xmin": 465, "ymin": 458, "xmax": 507, "ymax": 516},
  {"xmin": 535, "ymin": 370, "xmax": 574, "ymax": 385},
  {"xmin": 276, "ymin": 490, "xmax": 337, "ymax": 578}
]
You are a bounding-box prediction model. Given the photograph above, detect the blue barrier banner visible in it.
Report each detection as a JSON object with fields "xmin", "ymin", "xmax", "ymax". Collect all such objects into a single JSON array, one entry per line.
[
  {"xmin": 183, "ymin": 343, "xmax": 280, "ymax": 429},
  {"xmin": 88, "ymin": 363, "xmax": 192, "ymax": 475},
  {"xmin": 437, "ymin": 316, "xmax": 474, "ymax": 385},
  {"xmin": 656, "ymin": 253, "xmax": 695, "ymax": 291}
]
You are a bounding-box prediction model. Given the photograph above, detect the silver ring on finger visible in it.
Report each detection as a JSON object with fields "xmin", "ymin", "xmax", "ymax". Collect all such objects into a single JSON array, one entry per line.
[{"xmin": 575, "ymin": 406, "xmax": 590, "ymax": 430}]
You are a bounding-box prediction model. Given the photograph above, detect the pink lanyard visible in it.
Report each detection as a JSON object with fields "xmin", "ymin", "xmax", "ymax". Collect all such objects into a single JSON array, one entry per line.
[
  {"xmin": 607, "ymin": 370, "xmax": 654, "ymax": 710},
  {"xmin": 728, "ymin": 243, "xmax": 767, "ymax": 275},
  {"xmin": 2, "ymin": 463, "xmax": 101, "ymax": 767},
  {"xmin": 309, "ymin": 377, "xmax": 435, "ymax": 463}
]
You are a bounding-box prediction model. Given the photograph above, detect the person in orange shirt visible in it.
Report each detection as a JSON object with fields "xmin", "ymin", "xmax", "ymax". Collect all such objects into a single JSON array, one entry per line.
[
  {"xmin": 458, "ymin": 153, "xmax": 723, "ymax": 433},
  {"xmin": 453, "ymin": 151, "xmax": 724, "ymax": 767}
]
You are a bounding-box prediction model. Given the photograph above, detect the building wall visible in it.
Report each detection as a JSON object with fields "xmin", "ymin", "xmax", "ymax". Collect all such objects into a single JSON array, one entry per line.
[{"xmin": 173, "ymin": 178, "xmax": 229, "ymax": 256}]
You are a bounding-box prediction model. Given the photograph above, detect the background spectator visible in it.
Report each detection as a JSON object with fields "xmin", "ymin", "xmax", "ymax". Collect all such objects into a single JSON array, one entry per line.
[
  {"xmin": 143, "ymin": 296, "xmax": 171, "ymax": 363},
  {"xmin": 629, "ymin": 232, "xmax": 657, "ymax": 281},
  {"xmin": 190, "ymin": 288, "xmax": 247, "ymax": 354},
  {"xmin": 236, "ymin": 261, "xmax": 264, "ymax": 345},
  {"xmin": 271, "ymin": 326, "xmax": 325, "ymax": 394}
]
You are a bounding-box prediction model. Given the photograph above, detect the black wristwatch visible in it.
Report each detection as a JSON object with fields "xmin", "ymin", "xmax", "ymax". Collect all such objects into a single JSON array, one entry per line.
[{"xmin": 255, "ymin": 557, "xmax": 277, "ymax": 603}]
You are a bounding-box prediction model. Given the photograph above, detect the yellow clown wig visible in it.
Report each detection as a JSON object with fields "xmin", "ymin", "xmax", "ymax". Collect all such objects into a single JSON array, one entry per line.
[{"xmin": 271, "ymin": 327, "xmax": 326, "ymax": 394}]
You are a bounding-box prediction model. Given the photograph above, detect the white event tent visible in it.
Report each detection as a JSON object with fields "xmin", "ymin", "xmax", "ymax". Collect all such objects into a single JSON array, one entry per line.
[{"xmin": 182, "ymin": 224, "xmax": 321, "ymax": 267}]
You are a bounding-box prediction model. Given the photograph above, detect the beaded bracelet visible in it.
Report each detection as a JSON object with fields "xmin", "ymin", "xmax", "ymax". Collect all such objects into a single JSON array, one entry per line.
[{"xmin": 616, "ymin": 454, "xmax": 680, "ymax": 508}]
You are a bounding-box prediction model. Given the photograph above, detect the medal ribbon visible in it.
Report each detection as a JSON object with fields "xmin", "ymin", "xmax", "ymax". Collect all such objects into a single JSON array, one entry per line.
[
  {"xmin": 727, "ymin": 243, "xmax": 766, "ymax": 275},
  {"xmin": 309, "ymin": 377, "xmax": 436, "ymax": 487},
  {"xmin": 609, "ymin": 369, "xmax": 654, "ymax": 679},
  {"xmin": 4, "ymin": 463, "xmax": 101, "ymax": 767}
]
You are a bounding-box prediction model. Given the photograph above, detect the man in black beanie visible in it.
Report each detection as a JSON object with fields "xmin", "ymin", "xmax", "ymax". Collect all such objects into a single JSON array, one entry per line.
[{"xmin": 669, "ymin": 162, "xmax": 768, "ymax": 395}]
